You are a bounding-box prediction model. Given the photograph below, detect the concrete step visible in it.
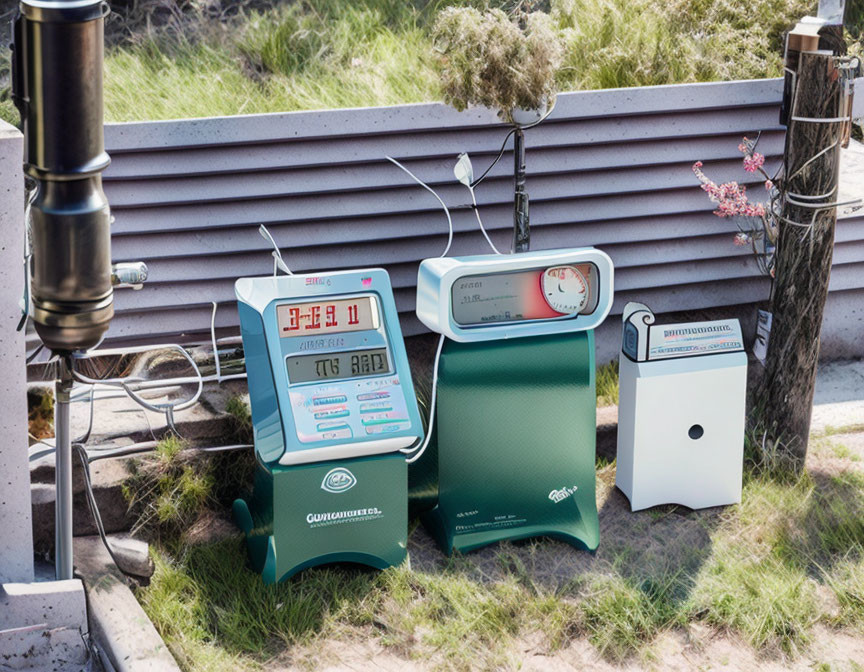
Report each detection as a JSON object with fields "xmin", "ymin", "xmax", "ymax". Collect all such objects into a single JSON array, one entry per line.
[
  {"xmin": 30, "ymin": 457, "xmax": 135, "ymax": 556},
  {"xmin": 0, "ymin": 579, "xmax": 89, "ymax": 671},
  {"xmin": 28, "ymin": 376, "xmax": 250, "ymax": 555}
]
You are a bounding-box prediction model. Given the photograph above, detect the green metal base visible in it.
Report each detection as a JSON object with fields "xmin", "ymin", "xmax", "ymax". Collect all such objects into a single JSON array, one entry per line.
[
  {"xmin": 234, "ymin": 453, "xmax": 408, "ymax": 583},
  {"xmin": 417, "ymin": 331, "xmax": 599, "ymax": 555}
]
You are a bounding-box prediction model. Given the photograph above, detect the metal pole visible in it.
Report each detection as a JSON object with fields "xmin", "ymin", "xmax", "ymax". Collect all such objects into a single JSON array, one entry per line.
[
  {"xmin": 512, "ymin": 127, "xmax": 530, "ymax": 253},
  {"xmin": 54, "ymin": 356, "xmax": 74, "ymax": 580}
]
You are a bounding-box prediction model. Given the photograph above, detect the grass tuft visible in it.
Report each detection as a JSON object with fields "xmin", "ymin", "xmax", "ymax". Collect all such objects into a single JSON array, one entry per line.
[
  {"xmin": 225, "ymin": 394, "xmax": 253, "ymax": 444},
  {"xmin": 826, "ymin": 556, "xmax": 864, "ymax": 631},
  {"xmin": 596, "ymin": 359, "xmax": 619, "ymax": 406},
  {"xmin": 124, "ymin": 434, "xmax": 216, "ymax": 540},
  {"xmin": 577, "ymin": 572, "xmax": 680, "ymax": 660},
  {"xmin": 689, "ymin": 546, "xmax": 819, "ymax": 654}
]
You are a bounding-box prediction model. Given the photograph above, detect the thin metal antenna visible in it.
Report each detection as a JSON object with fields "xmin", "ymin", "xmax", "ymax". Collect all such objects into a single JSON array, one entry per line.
[{"xmin": 512, "ymin": 127, "xmax": 529, "ymax": 253}]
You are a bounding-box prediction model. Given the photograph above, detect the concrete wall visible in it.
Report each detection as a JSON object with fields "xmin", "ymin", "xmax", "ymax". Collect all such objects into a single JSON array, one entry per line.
[{"xmin": 0, "ymin": 120, "xmax": 34, "ymax": 583}]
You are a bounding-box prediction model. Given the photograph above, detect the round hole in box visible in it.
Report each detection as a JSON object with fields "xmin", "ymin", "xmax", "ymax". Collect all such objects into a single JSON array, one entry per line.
[{"xmin": 688, "ymin": 424, "xmax": 704, "ymax": 440}]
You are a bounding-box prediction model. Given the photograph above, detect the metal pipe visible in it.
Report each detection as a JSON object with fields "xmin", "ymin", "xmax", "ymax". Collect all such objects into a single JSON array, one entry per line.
[
  {"xmin": 512, "ymin": 127, "xmax": 530, "ymax": 253},
  {"xmin": 54, "ymin": 356, "xmax": 74, "ymax": 580}
]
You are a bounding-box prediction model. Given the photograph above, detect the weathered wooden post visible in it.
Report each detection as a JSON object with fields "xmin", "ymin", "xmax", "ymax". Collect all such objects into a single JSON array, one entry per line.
[{"xmin": 757, "ymin": 6, "xmax": 854, "ymax": 469}]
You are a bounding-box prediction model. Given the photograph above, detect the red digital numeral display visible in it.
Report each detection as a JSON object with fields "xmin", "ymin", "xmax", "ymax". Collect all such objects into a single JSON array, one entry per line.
[{"xmin": 277, "ymin": 296, "xmax": 377, "ymax": 337}]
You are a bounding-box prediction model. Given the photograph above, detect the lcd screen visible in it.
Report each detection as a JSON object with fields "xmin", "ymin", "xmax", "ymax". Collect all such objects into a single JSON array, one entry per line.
[
  {"xmin": 451, "ymin": 264, "xmax": 599, "ymax": 326},
  {"xmin": 286, "ymin": 348, "xmax": 391, "ymax": 383},
  {"xmin": 277, "ymin": 296, "xmax": 379, "ymax": 337}
]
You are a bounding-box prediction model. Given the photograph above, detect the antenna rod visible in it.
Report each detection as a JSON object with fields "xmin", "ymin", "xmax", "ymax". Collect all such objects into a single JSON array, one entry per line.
[{"xmin": 512, "ymin": 127, "xmax": 530, "ymax": 253}]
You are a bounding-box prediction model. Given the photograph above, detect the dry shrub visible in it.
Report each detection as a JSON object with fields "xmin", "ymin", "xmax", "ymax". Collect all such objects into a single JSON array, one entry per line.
[{"xmin": 432, "ymin": 6, "xmax": 563, "ymax": 115}]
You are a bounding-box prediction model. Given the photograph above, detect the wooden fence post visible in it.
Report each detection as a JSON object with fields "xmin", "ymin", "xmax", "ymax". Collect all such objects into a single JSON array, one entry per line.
[{"xmin": 757, "ymin": 50, "xmax": 844, "ymax": 468}]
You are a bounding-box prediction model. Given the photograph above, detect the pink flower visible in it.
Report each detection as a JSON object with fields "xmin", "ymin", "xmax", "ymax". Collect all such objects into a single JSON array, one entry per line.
[
  {"xmin": 734, "ymin": 232, "xmax": 751, "ymax": 246},
  {"xmin": 743, "ymin": 152, "xmax": 765, "ymax": 173},
  {"xmin": 764, "ymin": 180, "xmax": 774, "ymax": 191},
  {"xmin": 692, "ymin": 161, "xmax": 767, "ymax": 220}
]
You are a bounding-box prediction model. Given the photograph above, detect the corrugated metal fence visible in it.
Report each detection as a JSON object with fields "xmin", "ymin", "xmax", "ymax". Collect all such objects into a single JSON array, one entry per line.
[{"xmin": 100, "ymin": 77, "xmax": 864, "ymax": 357}]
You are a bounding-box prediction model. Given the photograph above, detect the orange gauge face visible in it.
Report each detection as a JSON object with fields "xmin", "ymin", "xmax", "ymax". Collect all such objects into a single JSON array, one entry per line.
[{"xmin": 541, "ymin": 265, "xmax": 589, "ymax": 314}]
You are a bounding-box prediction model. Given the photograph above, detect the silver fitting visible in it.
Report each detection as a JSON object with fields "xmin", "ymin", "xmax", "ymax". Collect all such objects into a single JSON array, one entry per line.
[{"xmin": 111, "ymin": 262, "xmax": 148, "ymax": 290}]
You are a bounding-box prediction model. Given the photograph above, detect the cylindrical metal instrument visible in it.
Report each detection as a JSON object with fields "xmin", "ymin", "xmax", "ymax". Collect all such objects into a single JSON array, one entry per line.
[
  {"xmin": 12, "ymin": 0, "xmax": 114, "ymax": 354},
  {"xmin": 12, "ymin": 0, "xmax": 115, "ymax": 581}
]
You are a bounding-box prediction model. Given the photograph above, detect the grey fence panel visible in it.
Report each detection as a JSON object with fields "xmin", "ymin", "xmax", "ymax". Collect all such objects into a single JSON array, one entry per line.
[{"xmin": 98, "ymin": 77, "xmax": 864, "ymax": 353}]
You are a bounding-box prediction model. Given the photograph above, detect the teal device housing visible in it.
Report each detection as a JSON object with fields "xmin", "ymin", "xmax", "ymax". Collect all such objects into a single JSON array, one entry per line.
[
  {"xmin": 234, "ymin": 269, "xmax": 424, "ymax": 582},
  {"xmin": 411, "ymin": 248, "xmax": 614, "ymax": 554}
]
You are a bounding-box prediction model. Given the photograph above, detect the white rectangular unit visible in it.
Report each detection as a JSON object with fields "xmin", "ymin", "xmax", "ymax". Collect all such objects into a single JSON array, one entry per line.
[
  {"xmin": 416, "ymin": 248, "xmax": 614, "ymax": 342},
  {"xmin": 615, "ymin": 303, "xmax": 747, "ymax": 511}
]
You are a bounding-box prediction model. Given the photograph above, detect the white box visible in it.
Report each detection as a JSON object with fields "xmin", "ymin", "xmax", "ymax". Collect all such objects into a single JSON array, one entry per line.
[{"xmin": 615, "ymin": 303, "xmax": 747, "ymax": 511}]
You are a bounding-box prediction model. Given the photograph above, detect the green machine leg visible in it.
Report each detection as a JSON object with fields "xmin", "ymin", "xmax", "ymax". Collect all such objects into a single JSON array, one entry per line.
[
  {"xmin": 418, "ymin": 331, "xmax": 599, "ymax": 554},
  {"xmin": 234, "ymin": 453, "xmax": 408, "ymax": 583}
]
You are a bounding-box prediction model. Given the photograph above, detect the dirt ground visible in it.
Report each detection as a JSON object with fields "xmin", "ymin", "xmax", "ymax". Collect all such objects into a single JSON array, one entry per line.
[{"xmin": 297, "ymin": 625, "xmax": 864, "ymax": 672}]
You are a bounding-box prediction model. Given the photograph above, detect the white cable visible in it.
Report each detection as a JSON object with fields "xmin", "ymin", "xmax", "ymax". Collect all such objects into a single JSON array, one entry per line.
[
  {"xmin": 402, "ymin": 334, "xmax": 445, "ymax": 464},
  {"xmin": 259, "ymin": 224, "xmax": 293, "ymax": 275},
  {"xmin": 386, "ymin": 156, "xmax": 453, "ymax": 257},
  {"xmin": 75, "ymin": 342, "xmax": 198, "ymax": 359},
  {"xmin": 791, "ymin": 115, "xmax": 851, "ymax": 123},
  {"xmin": 468, "ymin": 186, "xmax": 502, "ymax": 255},
  {"xmin": 211, "ymin": 302, "xmax": 223, "ymax": 383},
  {"xmin": 17, "ymin": 185, "xmax": 38, "ymax": 331},
  {"xmin": 72, "ymin": 343, "xmax": 204, "ymax": 414}
]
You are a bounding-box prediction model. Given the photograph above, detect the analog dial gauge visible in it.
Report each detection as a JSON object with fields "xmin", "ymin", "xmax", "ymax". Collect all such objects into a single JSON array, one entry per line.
[{"xmin": 541, "ymin": 265, "xmax": 589, "ymax": 314}]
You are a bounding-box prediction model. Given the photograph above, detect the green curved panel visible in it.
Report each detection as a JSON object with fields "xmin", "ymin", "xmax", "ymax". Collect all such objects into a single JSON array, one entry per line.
[{"xmin": 420, "ymin": 331, "xmax": 599, "ymax": 554}]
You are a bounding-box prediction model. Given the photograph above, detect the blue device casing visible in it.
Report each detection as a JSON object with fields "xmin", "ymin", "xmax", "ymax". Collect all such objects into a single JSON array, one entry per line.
[{"xmin": 236, "ymin": 269, "xmax": 424, "ymax": 466}]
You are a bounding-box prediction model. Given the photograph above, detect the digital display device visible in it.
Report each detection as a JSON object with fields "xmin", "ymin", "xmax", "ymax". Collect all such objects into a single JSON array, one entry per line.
[
  {"xmin": 287, "ymin": 347, "xmax": 391, "ymax": 383},
  {"xmin": 277, "ymin": 296, "xmax": 379, "ymax": 337},
  {"xmin": 452, "ymin": 263, "xmax": 599, "ymax": 326}
]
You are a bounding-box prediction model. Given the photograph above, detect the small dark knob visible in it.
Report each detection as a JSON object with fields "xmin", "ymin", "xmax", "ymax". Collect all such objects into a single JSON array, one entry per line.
[{"xmin": 688, "ymin": 424, "xmax": 704, "ymax": 440}]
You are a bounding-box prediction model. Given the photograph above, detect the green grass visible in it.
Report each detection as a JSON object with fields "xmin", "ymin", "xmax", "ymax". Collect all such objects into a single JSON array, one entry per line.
[
  {"xmin": 576, "ymin": 572, "xmax": 682, "ymax": 661},
  {"xmin": 596, "ymin": 359, "xmax": 619, "ymax": 406},
  {"xmin": 0, "ymin": 0, "xmax": 828, "ymax": 125},
  {"xmin": 123, "ymin": 435, "xmax": 216, "ymax": 539},
  {"xmin": 140, "ymin": 538, "xmax": 578, "ymax": 670},
  {"xmin": 225, "ymin": 395, "xmax": 253, "ymax": 444}
]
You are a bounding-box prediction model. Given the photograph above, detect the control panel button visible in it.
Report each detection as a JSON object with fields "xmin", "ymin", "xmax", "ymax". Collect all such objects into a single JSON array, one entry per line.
[
  {"xmin": 357, "ymin": 391, "xmax": 391, "ymax": 401},
  {"xmin": 314, "ymin": 407, "xmax": 349, "ymax": 420},
  {"xmin": 312, "ymin": 394, "xmax": 348, "ymax": 407},
  {"xmin": 360, "ymin": 402, "xmax": 393, "ymax": 414},
  {"xmin": 361, "ymin": 415, "xmax": 408, "ymax": 427},
  {"xmin": 365, "ymin": 421, "xmax": 410, "ymax": 435},
  {"xmin": 315, "ymin": 421, "xmax": 353, "ymax": 440}
]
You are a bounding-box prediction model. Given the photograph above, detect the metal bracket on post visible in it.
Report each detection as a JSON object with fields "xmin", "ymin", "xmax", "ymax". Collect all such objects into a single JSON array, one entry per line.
[{"xmin": 512, "ymin": 127, "xmax": 530, "ymax": 254}]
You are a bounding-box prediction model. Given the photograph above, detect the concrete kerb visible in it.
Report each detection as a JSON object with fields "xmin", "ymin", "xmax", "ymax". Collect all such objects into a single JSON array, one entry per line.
[{"xmin": 74, "ymin": 535, "xmax": 181, "ymax": 672}]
